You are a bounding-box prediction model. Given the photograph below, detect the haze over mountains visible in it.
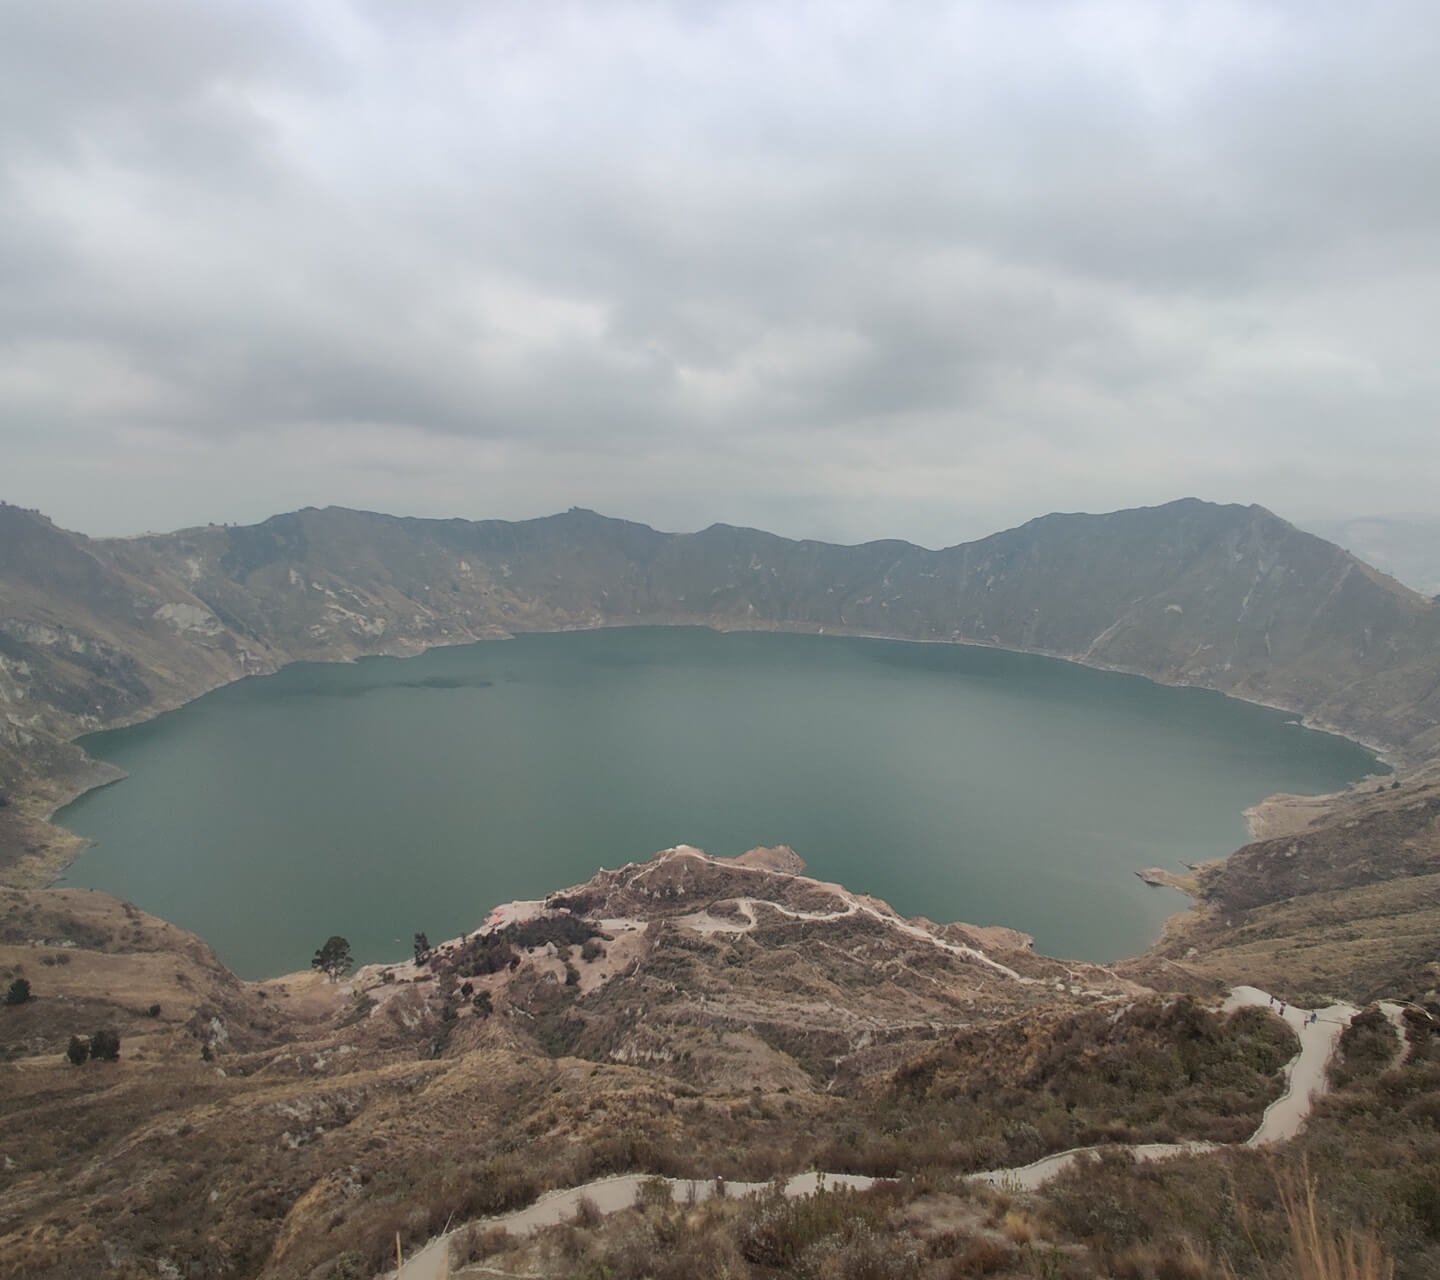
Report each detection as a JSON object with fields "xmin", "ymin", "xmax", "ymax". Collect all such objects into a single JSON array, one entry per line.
[
  {"xmin": 1307, "ymin": 515, "xmax": 1440, "ymax": 598},
  {"xmin": 2, "ymin": 495, "xmax": 1439, "ymax": 880}
]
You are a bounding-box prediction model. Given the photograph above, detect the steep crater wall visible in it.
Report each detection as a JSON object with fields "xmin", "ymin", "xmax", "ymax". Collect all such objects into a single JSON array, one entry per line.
[{"xmin": 2, "ymin": 496, "xmax": 1437, "ymax": 880}]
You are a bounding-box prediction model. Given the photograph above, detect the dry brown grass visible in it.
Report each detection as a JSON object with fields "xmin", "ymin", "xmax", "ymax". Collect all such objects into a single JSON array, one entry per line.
[
  {"xmin": 1108, "ymin": 1240, "xmax": 1218, "ymax": 1279},
  {"xmin": 1260, "ymin": 1171, "xmax": 1394, "ymax": 1280},
  {"xmin": 1001, "ymin": 1209, "xmax": 1035, "ymax": 1244},
  {"xmin": 944, "ymin": 1237, "xmax": 1014, "ymax": 1276}
]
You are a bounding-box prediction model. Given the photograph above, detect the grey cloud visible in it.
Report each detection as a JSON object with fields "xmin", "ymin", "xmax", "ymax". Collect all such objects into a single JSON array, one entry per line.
[{"xmin": 1, "ymin": 0, "xmax": 1437, "ymax": 547}]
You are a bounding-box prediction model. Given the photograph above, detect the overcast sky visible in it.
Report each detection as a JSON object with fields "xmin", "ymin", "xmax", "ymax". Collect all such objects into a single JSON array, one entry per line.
[{"xmin": 2, "ymin": 1, "xmax": 1438, "ymax": 548}]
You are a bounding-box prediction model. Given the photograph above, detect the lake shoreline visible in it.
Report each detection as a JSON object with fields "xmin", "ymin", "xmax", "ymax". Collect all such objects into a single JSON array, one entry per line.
[{"xmin": 39, "ymin": 624, "xmax": 1387, "ymax": 979}]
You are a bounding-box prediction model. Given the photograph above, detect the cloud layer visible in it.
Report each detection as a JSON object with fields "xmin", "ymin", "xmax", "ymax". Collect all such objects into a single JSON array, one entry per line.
[{"xmin": 3, "ymin": 1, "xmax": 1438, "ymax": 546}]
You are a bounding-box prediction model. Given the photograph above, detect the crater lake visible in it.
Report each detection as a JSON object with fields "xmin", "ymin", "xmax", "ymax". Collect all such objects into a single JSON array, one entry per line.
[{"xmin": 55, "ymin": 627, "xmax": 1383, "ymax": 977}]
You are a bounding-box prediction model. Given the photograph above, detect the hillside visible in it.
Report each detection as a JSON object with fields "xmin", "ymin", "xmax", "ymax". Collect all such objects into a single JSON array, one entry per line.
[
  {"xmin": 4, "ymin": 844, "xmax": 1435, "ymax": 1279},
  {"xmin": 1126, "ymin": 766, "xmax": 1440, "ymax": 1004},
  {"xmin": 3, "ymin": 497, "xmax": 1438, "ymax": 880},
  {"xmin": 0, "ymin": 845, "xmax": 1310, "ymax": 1280}
]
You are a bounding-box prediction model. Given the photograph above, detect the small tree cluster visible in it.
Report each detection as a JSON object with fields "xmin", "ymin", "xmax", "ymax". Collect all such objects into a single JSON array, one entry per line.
[{"xmin": 64, "ymin": 1029, "xmax": 120, "ymax": 1064}]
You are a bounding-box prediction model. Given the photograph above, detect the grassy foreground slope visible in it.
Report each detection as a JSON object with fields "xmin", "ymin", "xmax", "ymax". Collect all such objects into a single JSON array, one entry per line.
[
  {"xmin": 0, "ymin": 847, "xmax": 1326, "ymax": 1280},
  {"xmin": 8, "ymin": 859, "xmax": 1427, "ymax": 1280}
]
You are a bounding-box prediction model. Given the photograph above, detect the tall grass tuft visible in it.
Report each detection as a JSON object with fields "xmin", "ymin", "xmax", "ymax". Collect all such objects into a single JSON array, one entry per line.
[{"xmin": 1231, "ymin": 1164, "xmax": 1394, "ymax": 1280}]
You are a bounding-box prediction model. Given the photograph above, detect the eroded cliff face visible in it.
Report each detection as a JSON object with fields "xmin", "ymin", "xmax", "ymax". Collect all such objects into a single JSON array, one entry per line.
[{"xmin": 3, "ymin": 496, "xmax": 1438, "ymax": 876}]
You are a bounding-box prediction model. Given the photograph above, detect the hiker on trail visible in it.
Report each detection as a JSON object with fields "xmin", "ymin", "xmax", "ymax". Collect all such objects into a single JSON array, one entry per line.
[
  {"xmin": 1279, "ymin": 1002, "xmax": 1286, "ymax": 1015},
  {"xmin": 1269, "ymin": 994, "xmax": 1275, "ymax": 1007}
]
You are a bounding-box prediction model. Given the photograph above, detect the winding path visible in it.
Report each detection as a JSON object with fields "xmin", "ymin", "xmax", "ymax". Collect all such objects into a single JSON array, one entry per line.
[
  {"xmin": 971, "ymin": 984, "xmax": 1358, "ymax": 1190},
  {"xmin": 1226, "ymin": 986, "xmax": 1357, "ymax": 1146},
  {"xmin": 672, "ymin": 889, "xmax": 1026, "ymax": 983},
  {"xmin": 393, "ymin": 1172, "xmax": 878, "ymax": 1279},
  {"xmin": 388, "ymin": 986, "xmax": 1377, "ymax": 1278}
]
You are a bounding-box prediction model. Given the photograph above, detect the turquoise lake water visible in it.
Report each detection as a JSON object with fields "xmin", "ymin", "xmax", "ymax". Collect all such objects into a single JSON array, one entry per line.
[{"xmin": 55, "ymin": 628, "xmax": 1382, "ymax": 977}]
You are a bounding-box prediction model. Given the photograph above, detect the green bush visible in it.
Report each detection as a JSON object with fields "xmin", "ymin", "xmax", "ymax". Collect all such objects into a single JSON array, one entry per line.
[
  {"xmin": 1331, "ymin": 1006, "xmax": 1399, "ymax": 1088},
  {"xmin": 90, "ymin": 1028, "xmax": 121, "ymax": 1061}
]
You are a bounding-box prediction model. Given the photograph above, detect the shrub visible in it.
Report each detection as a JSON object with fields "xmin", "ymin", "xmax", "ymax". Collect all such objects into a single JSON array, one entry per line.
[
  {"xmin": 737, "ymin": 1186, "xmax": 889, "ymax": 1268},
  {"xmin": 1331, "ymin": 1007, "xmax": 1398, "ymax": 1088},
  {"xmin": 450, "ymin": 933, "xmax": 518, "ymax": 977},
  {"xmin": 1043, "ymin": 1153, "xmax": 1153, "ymax": 1247},
  {"xmin": 457, "ymin": 1224, "xmax": 512, "ymax": 1263},
  {"xmin": 4, "ymin": 977, "xmax": 31, "ymax": 1005},
  {"xmin": 1109, "ymin": 1241, "xmax": 1213, "ymax": 1279},
  {"xmin": 1002, "ymin": 1209, "xmax": 1036, "ymax": 1244},
  {"xmin": 801, "ymin": 1220, "xmax": 920, "ymax": 1280},
  {"xmin": 572, "ymin": 1195, "xmax": 603, "ymax": 1228},
  {"xmin": 503, "ymin": 915, "xmax": 602, "ymax": 951},
  {"xmin": 635, "ymin": 1176, "xmax": 674, "ymax": 1209},
  {"xmin": 90, "ymin": 1028, "xmax": 121, "ymax": 1061},
  {"xmin": 947, "ymin": 1237, "xmax": 1014, "ymax": 1276},
  {"xmin": 147, "ymin": 1003, "xmax": 162, "ymax": 1017},
  {"xmin": 66, "ymin": 1035, "xmax": 89, "ymax": 1066}
]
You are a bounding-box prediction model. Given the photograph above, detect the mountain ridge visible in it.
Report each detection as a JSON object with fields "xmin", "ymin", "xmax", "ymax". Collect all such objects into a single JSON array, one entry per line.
[{"xmin": 2, "ymin": 495, "xmax": 1437, "ymax": 881}]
